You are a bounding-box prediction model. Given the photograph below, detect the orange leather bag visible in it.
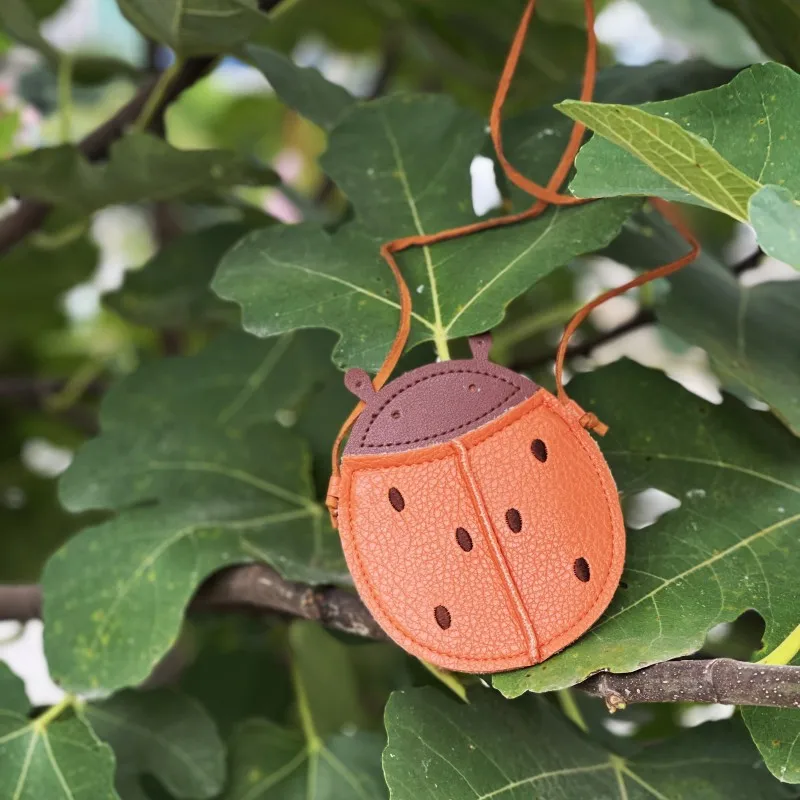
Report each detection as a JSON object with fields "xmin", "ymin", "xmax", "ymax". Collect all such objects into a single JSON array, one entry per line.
[{"xmin": 326, "ymin": 0, "xmax": 699, "ymax": 673}]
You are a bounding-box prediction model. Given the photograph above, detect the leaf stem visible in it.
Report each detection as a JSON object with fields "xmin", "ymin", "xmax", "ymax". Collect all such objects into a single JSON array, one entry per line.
[
  {"xmin": 57, "ymin": 52, "xmax": 74, "ymax": 143},
  {"xmin": 759, "ymin": 623, "xmax": 800, "ymax": 666},
  {"xmin": 45, "ymin": 359, "xmax": 105, "ymax": 413},
  {"xmin": 557, "ymin": 688, "xmax": 589, "ymax": 733},
  {"xmin": 132, "ymin": 57, "xmax": 185, "ymax": 134},
  {"xmin": 433, "ymin": 329, "xmax": 451, "ymax": 362},
  {"xmin": 291, "ymin": 660, "xmax": 322, "ymax": 751},
  {"xmin": 34, "ymin": 695, "xmax": 75, "ymax": 731}
]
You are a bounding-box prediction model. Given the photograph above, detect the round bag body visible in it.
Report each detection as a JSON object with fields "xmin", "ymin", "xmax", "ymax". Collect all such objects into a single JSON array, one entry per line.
[{"xmin": 336, "ymin": 334, "xmax": 625, "ymax": 673}]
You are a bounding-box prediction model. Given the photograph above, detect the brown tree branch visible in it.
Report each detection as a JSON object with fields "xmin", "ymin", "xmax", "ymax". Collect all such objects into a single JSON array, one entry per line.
[
  {"xmin": 1, "ymin": 569, "xmax": 797, "ymax": 708},
  {"xmin": 579, "ymin": 658, "xmax": 800, "ymax": 710}
]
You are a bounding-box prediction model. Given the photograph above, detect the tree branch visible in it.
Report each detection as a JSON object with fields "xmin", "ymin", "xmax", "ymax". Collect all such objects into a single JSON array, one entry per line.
[
  {"xmin": 1, "ymin": 568, "xmax": 798, "ymax": 708},
  {"xmin": 579, "ymin": 658, "xmax": 800, "ymax": 710}
]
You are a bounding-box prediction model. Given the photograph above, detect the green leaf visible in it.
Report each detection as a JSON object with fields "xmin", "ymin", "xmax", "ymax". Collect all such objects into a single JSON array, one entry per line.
[
  {"xmin": 384, "ymin": 687, "xmax": 788, "ymax": 800},
  {"xmin": 244, "ymin": 44, "xmax": 356, "ymax": 131},
  {"xmin": 117, "ymin": 0, "xmax": 269, "ymax": 56},
  {"xmin": 43, "ymin": 330, "xmax": 348, "ymax": 694},
  {"xmin": 494, "ymin": 361, "xmax": 800, "ymax": 696},
  {"xmin": 0, "ymin": 701, "xmax": 120, "ymax": 799},
  {"xmin": 605, "ymin": 206, "xmax": 800, "ymax": 436},
  {"xmin": 214, "ymin": 94, "xmax": 637, "ymax": 369},
  {"xmin": 222, "ymin": 719, "xmax": 386, "ymax": 799},
  {"xmin": 749, "ymin": 185, "xmax": 800, "ymax": 270},
  {"xmin": 0, "ymin": 662, "xmax": 28, "ymax": 716},
  {"xmin": 0, "ymin": 0, "xmax": 59, "ymax": 62},
  {"xmin": 86, "ymin": 689, "xmax": 225, "ymax": 800},
  {"xmin": 636, "ymin": 0, "xmax": 766, "ymax": 68},
  {"xmin": 567, "ymin": 63, "xmax": 800, "ymax": 215},
  {"xmin": 106, "ymin": 224, "xmax": 252, "ymax": 328},
  {"xmin": 558, "ymin": 99, "xmax": 759, "ymax": 221},
  {"xmin": 0, "ymin": 134, "xmax": 276, "ymax": 214}
]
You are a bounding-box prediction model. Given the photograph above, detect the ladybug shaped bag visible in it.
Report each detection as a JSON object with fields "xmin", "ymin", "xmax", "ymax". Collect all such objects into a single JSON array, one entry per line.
[
  {"xmin": 325, "ymin": 0, "xmax": 697, "ymax": 673},
  {"xmin": 333, "ymin": 334, "xmax": 625, "ymax": 674}
]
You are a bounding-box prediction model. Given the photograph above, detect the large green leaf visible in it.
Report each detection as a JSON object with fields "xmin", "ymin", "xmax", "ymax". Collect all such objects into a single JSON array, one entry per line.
[
  {"xmin": 86, "ymin": 689, "xmax": 225, "ymax": 800},
  {"xmin": 214, "ymin": 63, "xmax": 731, "ymax": 369},
  {"xmin": 384, "ymin": 687, "xmax": 788, "ymax": 799},
  {"xmin": 636, "ymin": 0, "xmax": 766, "ymax": 68},
  {"xmin": 106, "ymin": 224, "xmax": 250, "ymax": 328},
  {"xmin": 566, "ymin": 63, "xmax": 800, "ymax": 213},
  {"xmin": 244, "ymin": 44, "xmax": 356, "ymax": 132},
  {"xmin": 0, "ymin": 134, "xmax": 276, "ymax": 214},
  {"xmin": 214, "ymin": 94, "xmax": 636, "ymax": 369},
  {"xmin": 494, "ymin": 361, "xmax": 800, "ymax": 696},
  {"xmin": 749, "ymin": 185, "xmax": 800, "ymax": 270},
  {"xmin": 117, "ymin": 0, "xmax": 269, "ymax": 56},
  {"xmin": 558, "ymin": 100, "xmax": 759, "ymax": 221},
  {"xmin": 0, "ymin": 693, "xmax": 120, "ymax": 800},
  {"xmin": 43, "ymin": 330, "xmax": 348, "ymax": 694},
  {"xmin": 605, "ymin": 206, "xmax": 800, "ymax": 436}
]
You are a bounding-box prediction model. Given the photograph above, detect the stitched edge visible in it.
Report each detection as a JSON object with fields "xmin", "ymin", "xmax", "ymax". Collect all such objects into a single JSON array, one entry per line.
[{"xmin": 359, "ymin": 368, "xmax": 523, "ymax": 447}]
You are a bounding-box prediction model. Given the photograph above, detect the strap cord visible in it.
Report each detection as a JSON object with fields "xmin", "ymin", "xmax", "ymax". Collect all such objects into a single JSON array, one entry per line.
[{"xmin": 327, "ymin": 0, "xmax": 699, "ymax": 523}]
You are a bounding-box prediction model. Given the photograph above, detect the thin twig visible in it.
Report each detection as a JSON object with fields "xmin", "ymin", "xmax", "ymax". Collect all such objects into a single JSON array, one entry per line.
[{"xmin": 2, "ymin": 569, "xmax": 798, "ymax": 708}]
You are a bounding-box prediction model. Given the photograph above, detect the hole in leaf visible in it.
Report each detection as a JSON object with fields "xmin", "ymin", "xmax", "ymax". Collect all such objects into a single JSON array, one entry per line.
[{"xmin": 622, "ymin": 488, "xmax": 680, "ymax": 530}]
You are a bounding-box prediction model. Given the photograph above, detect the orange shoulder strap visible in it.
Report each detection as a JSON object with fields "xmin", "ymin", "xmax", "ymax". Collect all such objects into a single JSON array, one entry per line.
[{"xmin": 327, "ymin": 0, "xmax": 699, "ymax": 523}]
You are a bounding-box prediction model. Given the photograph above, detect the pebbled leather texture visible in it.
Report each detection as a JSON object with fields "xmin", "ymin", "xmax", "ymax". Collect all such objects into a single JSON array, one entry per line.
[{"xmin": 338, "ymin": 388, "xmax": 625, "ymax": 673}]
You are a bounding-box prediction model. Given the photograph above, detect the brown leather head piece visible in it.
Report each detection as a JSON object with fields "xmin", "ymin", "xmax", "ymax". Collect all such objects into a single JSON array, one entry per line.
[{"xmin": 343, "ymin": 334, "xmax": 539, "ymax": 455}]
